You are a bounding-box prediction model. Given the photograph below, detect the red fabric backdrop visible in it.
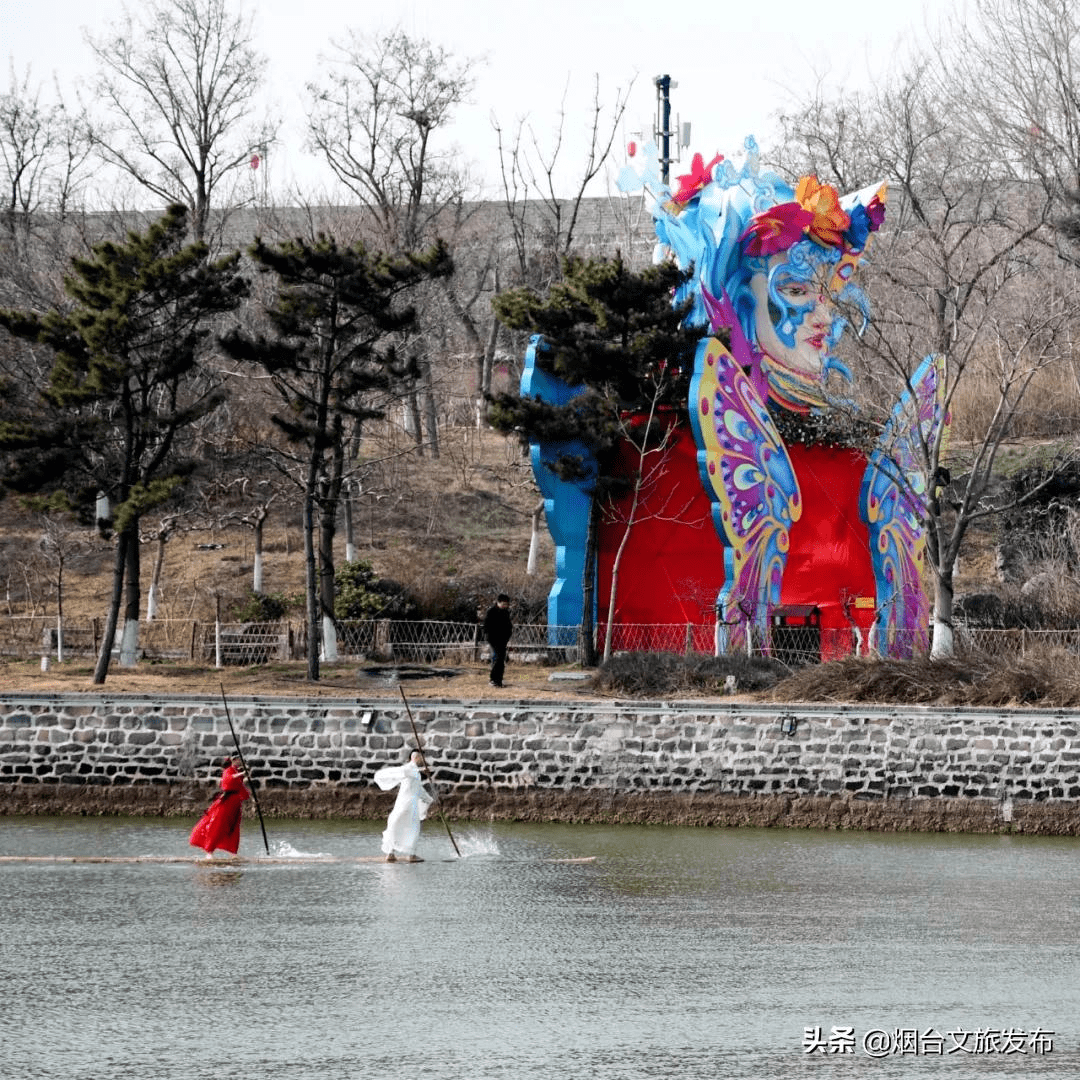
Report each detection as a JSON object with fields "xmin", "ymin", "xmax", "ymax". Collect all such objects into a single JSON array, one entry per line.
[{"xmin": 596, "ymin": 423, "xmax": 878, "ymax": 653}]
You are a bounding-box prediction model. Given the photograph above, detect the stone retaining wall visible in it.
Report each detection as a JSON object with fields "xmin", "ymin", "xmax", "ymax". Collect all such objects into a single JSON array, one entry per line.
[{"xmin": 2, "ymin": 693, "xmax": 1080, "ymax": 833}]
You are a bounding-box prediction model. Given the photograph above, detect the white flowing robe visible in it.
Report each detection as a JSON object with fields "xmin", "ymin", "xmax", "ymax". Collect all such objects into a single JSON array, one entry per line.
[{"xmin": 373, "ymin": 761, "xmax": 433, "ymax": 856}]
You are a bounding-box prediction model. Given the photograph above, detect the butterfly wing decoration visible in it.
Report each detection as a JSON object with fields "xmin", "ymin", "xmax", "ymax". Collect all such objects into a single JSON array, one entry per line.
[
  {"xmin": 860, "ymin": 353, "xmax": 950, "ymax": 657},
  {"xmin": 690, "ymin": 330, "xmax": 801, "ymax": 655}
]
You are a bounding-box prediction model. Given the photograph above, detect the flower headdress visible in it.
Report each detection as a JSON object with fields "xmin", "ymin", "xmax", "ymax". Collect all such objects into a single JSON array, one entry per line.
[
  {"xmin": 739, "ymin": 175, "xmax": 886, "ymax": 258},
  {"xmin": 642, "ymin": 137, "xmax": 887, "ymax": 329}
]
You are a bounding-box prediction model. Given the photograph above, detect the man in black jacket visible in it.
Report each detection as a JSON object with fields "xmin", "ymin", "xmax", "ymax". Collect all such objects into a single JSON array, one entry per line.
[{"xmin": 482, "ymin": 594, "xmax": 513, "ymax": 687}]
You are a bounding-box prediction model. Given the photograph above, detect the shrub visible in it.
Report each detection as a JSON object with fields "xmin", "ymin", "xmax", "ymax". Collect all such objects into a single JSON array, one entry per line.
[
  {"xmin": 767, "ymin": 650, "xmax": 1080, "ymax": 707},
  {"xmin": 335, "ymin": 560, "xmax": 418, "ymax": 620},
  {"xmin": 591, "ymin": 651, "xmax": 788, "ymax": 697},
  {"xmin": 230, "ymin": 591, "xmax": 290, "ymax": 622}
]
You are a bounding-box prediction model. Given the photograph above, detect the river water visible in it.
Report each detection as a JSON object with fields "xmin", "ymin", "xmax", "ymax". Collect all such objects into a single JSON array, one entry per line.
[{"xmin": 1, "ymin": 816, "xmax": 1078, "ymax": 1079}]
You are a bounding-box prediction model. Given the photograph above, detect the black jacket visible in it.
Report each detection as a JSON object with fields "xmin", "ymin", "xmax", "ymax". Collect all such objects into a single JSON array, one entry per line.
[{"xmin": 483, "ymin": 605, "xmax": 512, "ymax": 648}]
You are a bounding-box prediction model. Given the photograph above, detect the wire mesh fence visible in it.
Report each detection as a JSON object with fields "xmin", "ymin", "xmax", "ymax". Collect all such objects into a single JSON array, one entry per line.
[{"xmin": 5, "ymin": 614, "xmax": 1080, "ymax": 668}]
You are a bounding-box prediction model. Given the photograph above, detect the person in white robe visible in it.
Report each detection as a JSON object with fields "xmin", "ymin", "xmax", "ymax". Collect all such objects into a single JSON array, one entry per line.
[{"xmin": 373, "ymin": 750, "xmax": 434, "ymax": 862}]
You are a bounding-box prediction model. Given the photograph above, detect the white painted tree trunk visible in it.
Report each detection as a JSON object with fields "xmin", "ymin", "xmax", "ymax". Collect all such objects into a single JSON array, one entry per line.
[
  {"xmin": 931, "ymin": 617, "xmax": 955, "ymax": 658},
  {"xmin": 146, "ymin": 584, "xmax": 158, "ymax": 621},
  {"xmin": 931, "ymin": 574, "xmax": 956, "ymax": 658},
  {"xmin": 119, "ymin": 618, "xmax": 139, "ymax": 667},
  {"xmin": 526, "ymin": 501, "xmax": 544, "ymax": 575},
  {"xmin": 253, "ymin": 551, "xmax": 264, "ymax": 594},
  {"xmin": 322, "ymin": 614, "xmax": 338, "ymax": 662}
]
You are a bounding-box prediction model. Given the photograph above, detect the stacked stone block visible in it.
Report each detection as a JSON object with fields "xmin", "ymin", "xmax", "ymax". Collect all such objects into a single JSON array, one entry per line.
[{"xmin": 1, "ymin": 696, "xmax": 1079, "ymax": 811}]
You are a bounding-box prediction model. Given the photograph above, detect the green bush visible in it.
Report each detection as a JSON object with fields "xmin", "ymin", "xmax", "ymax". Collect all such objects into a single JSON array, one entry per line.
[
  {"xmin": 231, "ymin": 590, "xmax": 290, "ymax": 622},
  {"xmin": 335, "ymin": 560, "xmax": 418, "ymax": 620}
]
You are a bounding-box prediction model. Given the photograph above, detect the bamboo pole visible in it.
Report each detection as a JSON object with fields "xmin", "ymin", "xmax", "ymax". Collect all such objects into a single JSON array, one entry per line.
[
  {"xmin": 398, "ymin": 686, "xmax": 461, "ymax": 857},
  {"xmin": 219, "ymin": 684, "xmax": 270, "ymax": 855}
]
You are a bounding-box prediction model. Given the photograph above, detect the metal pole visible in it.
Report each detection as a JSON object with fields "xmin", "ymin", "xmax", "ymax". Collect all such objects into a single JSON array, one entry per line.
[
  {"xmin": 398, "ymin": 686, "xmax": 461, "ymax": 857},
  {"xmin": 655, "ymin": 74, "xmax": 672, "ymax": 185},
  {"xmin": 219, "ymin": 684, "xmax": 270, "ymax": 855}
]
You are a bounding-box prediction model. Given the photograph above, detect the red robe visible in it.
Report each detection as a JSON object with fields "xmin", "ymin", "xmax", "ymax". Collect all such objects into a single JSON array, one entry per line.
[{"xmin": 189, "ymin": 764, "xmax": 250, "ymax": 854}]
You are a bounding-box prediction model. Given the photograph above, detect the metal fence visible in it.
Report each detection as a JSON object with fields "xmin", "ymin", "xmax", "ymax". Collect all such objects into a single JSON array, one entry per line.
[
  {"xmin": 0, "ymin": 616, "xmax": 583, "ymax": 667},
  {"xmin": 6, "ymin": 614, "xmax": 1080, "ymax": 668}
]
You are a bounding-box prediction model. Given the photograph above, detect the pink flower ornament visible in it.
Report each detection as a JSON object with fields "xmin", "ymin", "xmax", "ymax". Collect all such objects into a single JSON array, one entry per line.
[{"xmin": 738, "ymin": 202, "xmax": 814, "ymax": 257}]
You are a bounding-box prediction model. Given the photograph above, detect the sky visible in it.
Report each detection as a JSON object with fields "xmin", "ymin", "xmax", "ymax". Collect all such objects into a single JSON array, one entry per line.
[{"xmin": 4, "ymin": 0, "xmax": 951, "ymax": 202}]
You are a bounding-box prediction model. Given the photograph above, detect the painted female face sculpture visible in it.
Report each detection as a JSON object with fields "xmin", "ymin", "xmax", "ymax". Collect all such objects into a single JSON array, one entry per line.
[
  {"xmin": 731, "ymin": 175, "xmax": 871, "ymax": 414},
  {"xmin": 748, "ymin": 246, "xmax": 838, "ymax": 412}
]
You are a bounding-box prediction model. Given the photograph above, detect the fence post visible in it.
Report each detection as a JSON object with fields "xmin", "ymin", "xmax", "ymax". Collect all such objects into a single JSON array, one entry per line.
[
  {"xmin": 214, "ymin": 594, "xmax": 222, "ymax": 669},
  {"xmin": 684, "ymin": 622, "xmax": 692, "ymax": 655},
  {"xmin": 371, "ymin": 619, "xmax": 389, "ymax": 662}
]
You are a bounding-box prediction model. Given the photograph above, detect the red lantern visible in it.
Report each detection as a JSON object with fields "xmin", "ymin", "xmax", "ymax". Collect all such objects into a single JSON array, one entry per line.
[
  {"xmin": 250, "ymin": 154, "xmax": 260, "ymax": 170},
  {"xmin": 627, "ymin": 140, "xmax": 637, "ymax": 158}
]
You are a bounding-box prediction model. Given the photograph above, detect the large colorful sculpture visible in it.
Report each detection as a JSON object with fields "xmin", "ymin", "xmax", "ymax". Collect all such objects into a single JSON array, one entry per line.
[{"xmin": 526, "ymin": 137, "xmax": 949, "ymax": 658}]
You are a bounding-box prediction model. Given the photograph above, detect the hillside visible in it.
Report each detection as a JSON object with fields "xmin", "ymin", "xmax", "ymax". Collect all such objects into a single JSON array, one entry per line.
[
  {"xmin": 0, "ymin": 424, "xmax": 550, "ymax": 629},
  {"xmin": 0, "ymin": 422, "xmax": 1017, "ymax": 701}
]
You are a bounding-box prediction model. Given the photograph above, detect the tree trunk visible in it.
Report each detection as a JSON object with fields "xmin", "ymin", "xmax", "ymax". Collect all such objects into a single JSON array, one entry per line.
[
  {"xmin": 602, "ymin": 519, "xmax": 635, "ymax": 662},
  {"xmin": 931, "ymin": 571, "xmax": 956, "ymax": 659},
  {"xmin": 579, "ymin": 497, "xmax": 599, "ymax": 667},
  {"xmin": 322, "ymin": 613, "xmax": 338, "ymax": 662},
  {"xmin": 526, "ymin": 500, "xmax": 544, "ymax": 575},
  {"xmin": 93, "ymin": 530, "xmax": 129, "ymax": 685},
  {"xmin": 481, "ymin": 309, "xmax": 499, "ymax": 401},
  {"xmin": 602, "ymin": 472, "xmax": 645, "ymax": 661},
  {"xmin": 405, "ymin": 385, "xmax": 423, "ymax": 452},
  {"xmin": 421, "ymin": 359, "xmax": 440, "ymax": 459},
  {"xmin": 119, "ymin": 525, "xmax": 141, "ymax": 667},
  {"xmin": 303, "ymin": 487, "xmax": 320, "ymax": 681},
  {"xmin": 55, "ymin": 560, "xmax": 65, "ymax": 663},
  {"xmin": 319, "ymin": 492, "xmax": 339, "ymax": 662},
  {"xmin": 343, "ymin": 486, "xmax": 357, "ymax": 564},
  {"xmin": 253, "ymin": 517, "xmax": 264, "ymax": 594},
  {"xmin": 147, "ymin": 532, "xmax": 167, "ymax": 620}
]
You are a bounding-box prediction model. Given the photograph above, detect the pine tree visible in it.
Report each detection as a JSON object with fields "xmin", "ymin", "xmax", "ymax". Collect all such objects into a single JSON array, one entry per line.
[
  {"xmin": 220, "ymin": 233, "xmax": 452, "ymax": 681},
  {"xmin": 489, "ymin": 253, "xmax": 699, "ymax": 664},
  {"xmin": 0, "ymin": 203, "xmax": 248, "ymax": 683}
]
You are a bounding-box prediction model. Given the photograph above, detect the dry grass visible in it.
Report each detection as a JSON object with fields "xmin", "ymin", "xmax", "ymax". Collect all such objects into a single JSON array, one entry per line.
[
  {"xmin": 4, "ymin": 646, "xmax": 1078, "ymax": 710},
  {"xmin": 0, "ymin": 655, "xmax": 599, "ymax": 701},
  {"xmin": 1, "ymin": 424, "xmax": 550, "ymax": 627},
  {"xmin": 591, "ymin": 651, "xmax": 787, "ymax": 697},
  {"xmin": 947, "ymin": 365, "xmax": 1080, "ymax": 442},
  {"xmin": 767, "ymin": 650, "xmax": 1080, "ymax": 708}
]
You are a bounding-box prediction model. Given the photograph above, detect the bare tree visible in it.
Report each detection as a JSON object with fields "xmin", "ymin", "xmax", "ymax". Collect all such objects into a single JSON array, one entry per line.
[
  {"xmin": 306, "ymin": 28, "xmax": 478, "ymax": 253},
  {"xmin": 940, "ymin": 0, "xmax": 1080, "ymax": 259},
  {"xmin": 232, "ymin": 487, "xmax": 278, "ymax": 595},
  {"xmin": 777, "ymin": 44, "xmax": 1079, "ymax": 657},
  {"xmin": 37, "ymin": 515, "xmax": 91, "ymax": 662},
  {"xmin": 86, "ymin": 0, "xmax": 275, "ymax": 244},
  {"xmin": 306, "ymin": 29, "xmax": 482, "ymax": 460},
  {"xmin": 599, "ymin": 383, "xmax": 700, "ymax": 662},
  {"xmin": 0, "ymin": 65, "xmax": 93, "ymax": 307},
  {"xmin": 493, "ymin": 74, "xmax": 636, "ymax": 290}
]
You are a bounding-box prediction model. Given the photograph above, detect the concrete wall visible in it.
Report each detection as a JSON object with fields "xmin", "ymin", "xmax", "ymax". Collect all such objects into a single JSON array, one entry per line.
[{"xmin": 2, "ymin": 693, "xmax": 1080, "ymax": 833}]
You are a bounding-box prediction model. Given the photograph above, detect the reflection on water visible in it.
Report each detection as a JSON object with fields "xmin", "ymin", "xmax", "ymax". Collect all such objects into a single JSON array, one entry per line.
[
  {"xmin": 193, "ymin": 866, "xmax": 244, "ymax": 888},
  {"xmin": 1, "ymin": 817, "xmax": 1079, "ymax": 1078}
]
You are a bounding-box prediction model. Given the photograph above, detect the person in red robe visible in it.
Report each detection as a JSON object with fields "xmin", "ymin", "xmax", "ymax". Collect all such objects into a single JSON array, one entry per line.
[{"xmin": 189, "ymin": 755, "xmax": 250, "ymax": 857}]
